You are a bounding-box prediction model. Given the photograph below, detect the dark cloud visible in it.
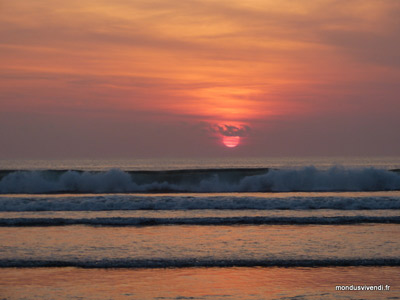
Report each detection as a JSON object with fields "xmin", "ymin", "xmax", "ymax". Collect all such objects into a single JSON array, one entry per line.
[{"xmin": 212, "ymin": 124, "xmax": 251, "ymax": 137}]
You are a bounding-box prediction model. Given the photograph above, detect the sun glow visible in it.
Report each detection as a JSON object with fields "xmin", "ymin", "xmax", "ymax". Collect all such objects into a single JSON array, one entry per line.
[{"xmin": 222, "ymin": 136, "xmax": 240, "ymax": 148}]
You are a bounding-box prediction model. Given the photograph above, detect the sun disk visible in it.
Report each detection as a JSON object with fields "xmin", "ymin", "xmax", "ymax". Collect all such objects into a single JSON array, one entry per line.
[{"xmin": 223, "ymin": 136, "xmax": 240, "ymax": 148}]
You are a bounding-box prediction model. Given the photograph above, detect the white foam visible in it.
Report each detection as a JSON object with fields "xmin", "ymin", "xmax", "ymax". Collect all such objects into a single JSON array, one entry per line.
[
  {"xmin": 0, "ymin": 166, "xmax": 399, "ymax": 194},
  {"xmin": 0, "ymin": 195, "xmax": 399, "ymax": 211}
]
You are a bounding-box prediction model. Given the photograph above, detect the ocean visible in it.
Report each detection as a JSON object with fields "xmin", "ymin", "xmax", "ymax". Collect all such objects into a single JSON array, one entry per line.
[{"xmin": 0, "ymin": 157, "xmax": 399, "ymax": 299}]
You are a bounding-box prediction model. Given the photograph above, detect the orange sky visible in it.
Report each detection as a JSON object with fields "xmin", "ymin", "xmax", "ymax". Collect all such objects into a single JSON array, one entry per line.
[{"xmin": 1, "ymin": 0, "xmax": 399, "ymax": 158}]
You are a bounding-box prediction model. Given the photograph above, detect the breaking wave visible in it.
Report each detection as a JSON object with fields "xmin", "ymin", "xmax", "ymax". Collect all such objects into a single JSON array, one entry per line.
[{"xmin": 0, "ymin": 166, "xmax": 400, "ymax": 194}]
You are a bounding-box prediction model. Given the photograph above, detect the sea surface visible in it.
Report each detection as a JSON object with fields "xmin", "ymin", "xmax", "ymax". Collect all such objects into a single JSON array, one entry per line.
[{"xmin": 0, "ymin": 157, "xmax": 399, "ymax": 299}]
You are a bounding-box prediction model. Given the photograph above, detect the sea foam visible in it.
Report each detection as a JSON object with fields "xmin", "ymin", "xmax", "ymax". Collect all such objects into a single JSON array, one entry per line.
[
  {"xmin": 1, "ymin": 195, "xmax": 399, "ymax": 211},
  {"xmin": 0, "ymin": 166, "xmax": 399, "ymax": 194}
]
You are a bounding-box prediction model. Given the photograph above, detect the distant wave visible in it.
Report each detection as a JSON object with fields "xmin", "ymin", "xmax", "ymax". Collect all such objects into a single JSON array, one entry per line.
[
  {"xmin": 1, "ymin": 166, "xmax": 400, "ymax": 194},
  {"xmin": 1, "ymin": 195, "xmax": 400, "ymax": 211},
  {"xmin": 1, "ymin": 216, "xmax": 399, "ymax": 226},
  {"xmin": 1, "ymin": 258, "xmax": 399, "ymax": 268}
]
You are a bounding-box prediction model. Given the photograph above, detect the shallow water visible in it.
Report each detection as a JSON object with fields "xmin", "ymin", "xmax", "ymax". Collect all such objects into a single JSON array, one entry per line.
[
  {"xmin": 1, "ymin": 267, "xmax": 399, "ymax": 300},
  {"xmin": 1, "ymin": 224, "xmax": 399, "ymax": 264},
  {"xmin": 1, "ymin": 158, "xmax": 399, "ymax": 299}
]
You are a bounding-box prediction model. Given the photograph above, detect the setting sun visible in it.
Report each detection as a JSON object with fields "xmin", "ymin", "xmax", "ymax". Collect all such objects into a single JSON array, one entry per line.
[
  {"xmin": 0, "ymin": 1, "xmax": 399, "ymax": 299},
  {"xmin": 222, "ymin": 136, "xmax": 240, "ymax": 148}
]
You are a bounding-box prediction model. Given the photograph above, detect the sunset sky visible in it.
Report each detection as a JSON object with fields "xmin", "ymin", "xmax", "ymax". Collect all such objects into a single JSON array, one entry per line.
[{"xmin": 1, "ymin": 0, "xmax": 399, "ymax": 158}]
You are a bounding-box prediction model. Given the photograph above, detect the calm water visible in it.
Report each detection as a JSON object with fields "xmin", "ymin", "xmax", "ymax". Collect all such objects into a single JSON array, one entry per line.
[
  {"xmin": 1, "ymin": 267, "xmax": 399, "ymax": 300},
  {"xmin": 2, "ymin": 156, "xmax": 400, "ymax": 170},
  {"xmin": 0, "ymin": 157, "xmax": 399, "ymax": 299}
]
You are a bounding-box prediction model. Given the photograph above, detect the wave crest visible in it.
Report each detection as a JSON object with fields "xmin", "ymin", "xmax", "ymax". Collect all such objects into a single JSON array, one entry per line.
[{"xmin": 0, "ymin": 166, "xmax": 399, "ymax": 194}]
